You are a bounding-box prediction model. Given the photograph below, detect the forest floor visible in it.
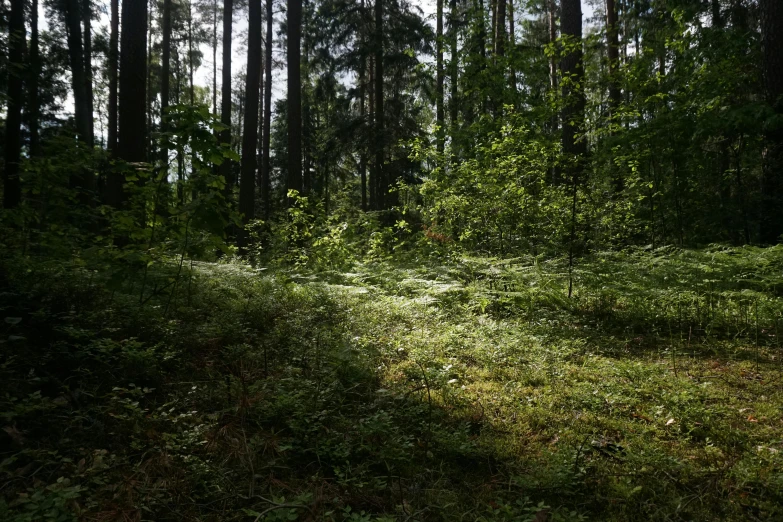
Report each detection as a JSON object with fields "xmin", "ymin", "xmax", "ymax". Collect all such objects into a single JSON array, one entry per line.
[{"xmin": 2, "ymin": 246, "xmax": 783, "ymax": 521}]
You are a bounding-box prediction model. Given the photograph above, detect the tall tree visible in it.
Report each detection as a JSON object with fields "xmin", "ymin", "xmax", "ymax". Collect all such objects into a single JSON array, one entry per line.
[
  {"xmin": 494, "ymin": 0, "xmax": 505, "ymax": 56},
  {"xmin": 605, "ymin": 0, "xmax": 620, "ymax": 119},
  {"xmin": 220, "ymin": 0, "xmax": 234, "ymax": 195},
  {"xmin": 83, "ymin": 0, "xmax": 93, "ymax": 147},
  {"xmin": 449, "ymin": 0, "xmax": 458, "ymax": 141},
  {"xmin": 359, "ymin": 0, "xmax": 368, "ymax": 210},
  {"xmin": 287, "ymin": 0, "xmax": 303, "ymax": 195},
  {"xmin": 2, "ymin": 0, "xmax": 25, "ymax": 209},
  {"xmin": 238, "ymin": 0, "xmax": 262, "ymax": 249},
  {"xmin": 29, "ymin": 0, "xmax": 42, "ymax": 158},
  {"xmin": 436, "ymin": 0, "xmax": 444, "ymax": 156},
  {"xmin": 161, "ymin": 0, "xmax": 173, "ymax": 169},
  {"xmin": 110, "ymin": 0, "xmax": 149, "ymax": 207},
  {"xmin": 374, "ymin": 0, "xmax": 385, "ymax": 209},
  {"xmin": 108, "ymin": 0, "xmax": 119, "ymax": 154},
  {"xmin": 760, "ymin": 0, "xmax": 783, "ymax": 243},
  {"xmin": 64, "ymin": 0, "xmax": 92, "ymax": 144},
  {"xmin": 261, "ymin": 0, "xmax": 274, "ymax": 217}
]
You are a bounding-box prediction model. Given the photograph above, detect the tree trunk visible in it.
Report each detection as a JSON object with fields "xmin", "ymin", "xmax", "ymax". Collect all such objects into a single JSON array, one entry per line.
[
  {"xmin": 188, "ymin": 1, "xmax": 195, "ymax": 105},
  {"xmin": 83, "ymin": 0, "xmax": 93, "ymax": 147},
  {"xmin": 494, "ymin": 0, "xmax": 505, "ymax": 56},
  {"xmin": 606, "ymin": 0, "xmax": 620, "ymax": 118},
  {"xmin": 561, "ymin": 0, "xmax": 586, "ymax": 166},
  {"xmin": 238, "ymin": 0, "xmax": 262, "ymax": 250},
  {"xmin": 161, "ymin": 0, "xmax": 172, "ymax": 191},
  {"xmin": 287, "ymin": 0, "xmax": 303, "ymax": 196},
  {"xmin": 29, "ymin": 0, "xmax": 41, "ymax": 158},
  {"xmin": 508, "ymin": 0, "xmax": 516, "ymax": 96},
  {"xmin": 359, "ymin": 0, "xmax": 368, "ymax": 210},
  {"xmin": 436, "ymin": 0, "xmax": 444, "ymax": 156},
  {"xmin": 111, "ymin": 0, "xmax": 148, "ymax": 207},
  {"xmin": 220, "ymin": 0, "xmax": 234, "ymax": 197},
  {"xmin": 213, "ymin": 0, "xmax": 218, "ymax": 115},
  {"xmin": 261, "ymin": 0, "xmax": 273, "ymax": 218},
  {"xmin": 108, "ymin": 0, "xmax": 119, "ymax": 154},
  {"xmin": 449, "ymin": 0, "xmax": 458, "ymax": 144},
  {"xmin": 3, "ymin": 0, "xmax": 24, "ymax": 209},
  {"xmin": 368, "ymin": 55, "xmax": 376, "ymax": 209},
  {"xmin": 374, "ymin": 0, "xmax": 385, "ymax": 209},
  {"xmin": 760, "ymin": 0, "xmax": 783, "ymax": 243},
  {"xmin": 64, "ymin": 0, "xmax": 90, "ymax": 143}
]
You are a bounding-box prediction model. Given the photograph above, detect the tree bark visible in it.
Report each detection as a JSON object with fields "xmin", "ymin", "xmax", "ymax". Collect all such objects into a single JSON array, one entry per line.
[
  {"xmin": 220, "ymin": 0, "xmax": 234, "ymax": 196},
  {"xmin": 111, "ymin": 0, "xmax": 148, "ymax": 207},
  {"xmin": 29, "ymin": 0, "xmax": 42, "ymax": 158},
  {"xmin": 561, "ymin": 0, "xmax": 586, "ymax": 165},
  {"xmin": 83, "ymin": 0, "xmax": 93, "ymax": 147},
  {"xmin": 64, "ymin": 0, "xmax": 90, "ymax": 144},
  {"xmin": 161, "ymin": 0, "xmax": 172, "ymax": 173},
  {"xmin": 261, "ymin": 0, "xmax": 274, "ymax": 218},
  {"xmin": 287, "ymin": 0, "xmax": 303, "ymax": 196},
  {"xmin": 238, "ymin": 0, "xmax": 262, "ymax": 250},
  {"xmin": 508, "ymin": 0, "xmax": 516, "ymax": 96},
  {"xmin": 605, "ymin": 0, "xmax": 620, "ymax": 118},
  {"xmin": 108, "ymin": 0, "xmax": 119, "ymax": 154},
  {"xmin": 494, "ymin": 0, "xmax": 505, "ymax": 56},
  {"xmin": 760, "ymin": 0, "xmax": 783, "ymax": 243},
  {"xmin": 359, "ymin": 0, "xmax": 368, "ymax": 210},
  {"xmin": 436, "ymin": 0, "xmax": 444, "ymax": 156},
  {"xmin": 449, "ymin": 0, "xmax": 458, "ymax": 144},
  {"xmin": 374, "ymin": 0, "xmax": 386, "ymax": 209},
  {"xmin": 3, "ymin": 0, "xmax": 24, "ymax": 209}
]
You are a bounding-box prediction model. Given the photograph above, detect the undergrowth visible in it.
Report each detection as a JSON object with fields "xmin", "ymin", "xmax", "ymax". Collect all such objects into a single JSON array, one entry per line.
[{"xmin": 1, "ymin": 244, "xmax": 783, "ymax": 520}]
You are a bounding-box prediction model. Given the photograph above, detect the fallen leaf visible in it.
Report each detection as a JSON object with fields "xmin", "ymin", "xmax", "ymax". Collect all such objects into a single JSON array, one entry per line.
[{"xmin": 666, "ymin": 418, "xmax": 676, "ymax": 426}]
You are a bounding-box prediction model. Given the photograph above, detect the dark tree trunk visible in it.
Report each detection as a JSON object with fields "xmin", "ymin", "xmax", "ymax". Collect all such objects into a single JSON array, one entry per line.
[
  {"xmin": 560, "ymin": 0, "xmax": 586, "ymax": 164},
  {"xmin": 368, "ymin": 55, "xmax": 376, "ymax": 209},
  {"xmin": 436, "ymin": 0, "xmax": 444, "ymax": 156},
  {"xmin": 761, "ymin": 0, "xmax": 783, "ymax": 243},
  {"xmin": 374, "ymin": 0, "xmax": 385, "ymax": 209},
  {"xmin": 111, "ymin": 0, "xmax": 148, "ymax": 207},
  {"xmin": 29, "ymin": 0, "xmax": 42, "ymax": 158},
  {"xmin": 606, "ymin": 0, "xmax": 620, "ymax": 117},
  {"xmin": 220, "ymin": 0, "xmax": 234, "ymax": 196},
  {"xmin": 238, "ymin": 0, "xmax": 262, "ymax": 250},
  {"xmin": 449, "ymin": 0, "xmax": 458, "ymax": 143},
  {"xmin": 83, "ymin": 0, "xmax": 93, "ymax": 147},
  {"xmin": 494, "ymin": 0, "xmax": 505, "ymax": 56},
  {"xmin": 161, "ymin": 0, "xmax": 172, "ymax": 168},
  {"xmin": 508, "ymin": 0, "xmax": 516, "ymax": 96},
  {"xmin": 3, "ymin": 0, "xmax": 24, "ymax": 209},
  {"xmin": 188, "ymin": 2, "xmax": 195, "ymax": 105},
  {"xmin": 359, "ymin": 0, "xmax": 368, "ymax": 210},
  {"xmin": 64, "ymin": 0, "xmax": 90, "ymax": 144},
  {"xmin": 108, "ymin": 0, "xmax": 119, "ymax": 154},
  {"xmin": 287, "ymin": 0, "xmax": 303, "ymax": 196},
  {"xmin": 261, "ymin": 0, "xmax": 273, "ymax": 218}
]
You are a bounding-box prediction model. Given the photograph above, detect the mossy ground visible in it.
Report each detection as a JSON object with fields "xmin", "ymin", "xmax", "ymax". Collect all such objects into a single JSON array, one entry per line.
[{"xmin": 2, "ymin": 246, "xmax": 782, "ymax": 521}]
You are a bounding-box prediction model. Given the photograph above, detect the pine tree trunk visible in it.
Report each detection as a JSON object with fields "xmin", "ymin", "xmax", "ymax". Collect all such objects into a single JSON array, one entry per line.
[
  {"xmin": 221, "ymin": 0, "xmax": 234, "ymax": 197},
  {"xmin": 213, "ymin": 0, "xmax": 218, "ymax": 115},
  {"xmin": 29, "ymin": 0, "xmax": 41, "ymax": 158},
  {"xmin": 374, "ymin": 0, "xmax": 385, "ymax": 209},
  {"xmin": 606, "ymin": 0, "xmax": 620, "ymax": 118},
  {"xmin": 111, "ymin": 0, "xmax": 148, "ymax": 208},
  {"xmin": 761, "ymin": 0, "xmax": 783, "ymax": 243},
  {"xmin": 83, "ymin": 0, "xmax": 93, "ymax": 147},
  {"xmin": 494, "ymin": 0, "xmax": 505, "ymax": 56},
  {"xmin": 561, "ymin": 0, "xmax": 586, "ymax": 165},
  {"xmin": 359, "ymin": 0, "xmax": 368, "ymax": 210},
  {"xmin": 261, "ymin": 0, "xmax": 273, "ymax": 218},
  {"xmin": 287, "ymin": 0, "xmax": 304, "ymax": 195},
  {"xmin": 64, "ymin": 0, "xmax": 90, "ymax": 143},
  {"xmin": 368, "ymin": 55, "xmax": 376, "ymax": 210},
  {"xmin": 436, "ymin": 0, "xmax": 444, "ymax": 156},
  {"xmin": 3, "ymin": 0, "xmax": 24, "ymax": 209},
  {"xmin": 449, "ymin": 0, "xmax": 458, "ymax": 145},
  {"xmin": 508, "ymin": 0, "xmax": 516, "ymax": 97},
  {"xmin": 161, "ymin": 0, "xmax": 172, "ymax": 168},
  {"xmin": 238, "ymin": 0, "xmax": 262, "ymax": 250},
  {"xmin": 108, "ymin": 0, "xmax": 119, "ymax": 155}
]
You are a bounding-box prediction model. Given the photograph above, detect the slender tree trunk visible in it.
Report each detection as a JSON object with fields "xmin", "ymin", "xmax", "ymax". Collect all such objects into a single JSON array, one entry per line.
[
  {"xmin": 213, "ymin": 0, "xmax": 218, "ymax": 115},
  {"xmin": 161, "ymin": 0, "xmax": 172, "ymax": 170},
  {"xmin": 508, "ymin": 0, "xmax": 516, "ymax": 96},
  {"xmin": 287, "ymin": 0, "xmax": 303, "ymax": 195},
  {"xmin": 606, "ymin": 0, "xmax": 620, "ymax": 118},
  {"xmin": 760, "ymin": 0, "xmax": 783, "ymax": 243},
  {"xmin": 64, "ymin": 0, "xmax": 89, "ymax": 143},
  {"xmin": 111, "ymin": 0, "xmax": 148, "ymax": 208},
  {"xmin": 108, "ymin": 0, "xmax": 119, "ymax": 155},
  {"xmin": 449, "ymin": 0, "xmax": 458, "ymax": 146},
  {"xmin": 83, "ymin": 0, "xmax": 93, "ymax": 147},
  {"xmin": 262, "ymin": 0, "xmax": 273, "ymax": 218},
  {"xmin": 561, "ymin": 0, "xmax": 586, "ymax": 163},
  {"xmin": 359, "ymin": 0, "xmax": 368, "ymax": 210},
  {"xmin": 3, "ymin": 0, "xmax": 24, "ymax": 209},
  {"xmin": 374, "ymin": 0, "xmax": 385, "ymax": 209},
  {"xmin": 29, "ymin": 0, "xmax": 42, "ymax": 158},
  {"xmin": 436, "ymin": 0, "xmax": 444, "ymax": 156},
  {"xmin": 238, "ymin": 0, "xmax": 262, "ymax": 250},
  {"xmin": 220, "ymin": 0, "xmax": 234, "ymax": 197},
  {"xmin": 147, "ymin": 0, "xmax": 155, "ymax": 161},
  {"xmin": 368, "ymin": 55, "xmax": 376, "ymax": 209},
  {"xmin": 188, "ymin": 1, "xmax": 195, "ymax": 105}
]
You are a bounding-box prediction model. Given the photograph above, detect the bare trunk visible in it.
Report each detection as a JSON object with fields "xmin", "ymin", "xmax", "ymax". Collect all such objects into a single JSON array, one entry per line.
[
  {"xmin": 760, "ymin": 0, "xmax": 783, "ymax": 243},
  {"xmin": 3, "ymin": 0, "xmax": 24, "ymax": 209},
  {"xmin": 374, "ymin": 0, "xmax": 386, "ymax": 209},
  {"xmin": 29, "ymin": 0, "xmax": 41, "ymax": 158},
  {"xmin": 436, "ymin": 0, "xmax": 444, "ymax": 156},
  {"xmin": 261, "ymin": 0, "xmax": 273, "ymax": 218},
  {"xmin": 161, "ymin": 0, "xmax": 172, "ymax": 170},
  {"xmin": 287, "ymin": 0, "xmax": 303, "ymax": 195},
  {"xmin": 108, "ymin": 0, "xmax": 119, "ymax": 155},
  {"xmin": 220, "ymin": 0, "xmax": 234, "ymax": 197}
]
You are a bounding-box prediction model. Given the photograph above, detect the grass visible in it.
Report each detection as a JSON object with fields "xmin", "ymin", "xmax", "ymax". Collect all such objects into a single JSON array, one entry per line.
[{"xmin": 2, "ymin": 245, "xmax": 783, "ymax": 520}]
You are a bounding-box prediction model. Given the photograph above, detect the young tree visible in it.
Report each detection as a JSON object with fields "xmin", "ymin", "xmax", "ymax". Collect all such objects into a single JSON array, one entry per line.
[
  {"xmin": 238, "ymin": 0, "xmax": 262, "ymax": 249},
  {"xmin": 3, "ymin": 0, "xmax": 25, "ymax": 209},
  {"xmin": 287, "ymin": 0, "xmax": 304, "ymax": 195},
  {"xmin": 110, "ymin": 0, "xmax": 149, "ymax": 207}
]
